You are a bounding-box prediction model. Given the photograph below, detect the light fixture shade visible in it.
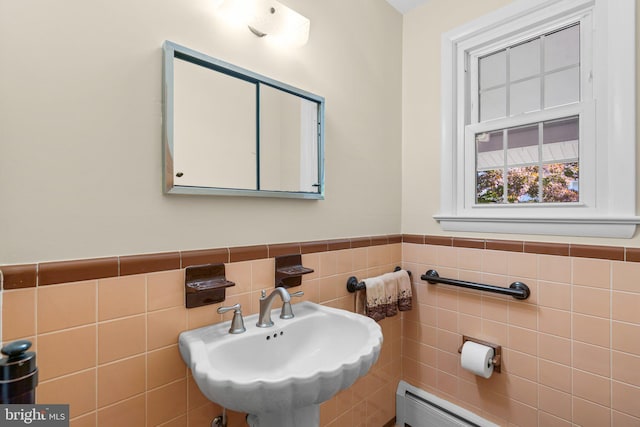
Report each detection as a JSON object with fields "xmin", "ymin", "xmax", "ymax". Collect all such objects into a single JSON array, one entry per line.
[{"xmin": 215, "ymin": 0, "xmax": 310, "ymax": 47}]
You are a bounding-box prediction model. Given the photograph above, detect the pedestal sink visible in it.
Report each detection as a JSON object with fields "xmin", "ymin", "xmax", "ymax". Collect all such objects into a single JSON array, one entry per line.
[{"xmin": 178, "ymin": 301, "xmax": 383, "ymax": 427}]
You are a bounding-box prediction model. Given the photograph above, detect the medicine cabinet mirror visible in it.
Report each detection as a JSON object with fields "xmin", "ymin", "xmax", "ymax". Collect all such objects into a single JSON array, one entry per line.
[{"xmin": 162, "ymin": 41, "xmax": 325, "ymax": 199}]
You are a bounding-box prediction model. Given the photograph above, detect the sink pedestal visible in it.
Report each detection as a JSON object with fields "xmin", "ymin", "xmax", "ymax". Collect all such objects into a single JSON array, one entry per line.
[{"xmin": 246, "ymin": 404, "xmax": 319, "ymax": 427}]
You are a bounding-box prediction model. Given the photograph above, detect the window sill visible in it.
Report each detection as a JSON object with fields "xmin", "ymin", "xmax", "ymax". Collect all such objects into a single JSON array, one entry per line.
[{"xmin": 434, "ymin": 215, "xmax": 640, "ymax": 238}]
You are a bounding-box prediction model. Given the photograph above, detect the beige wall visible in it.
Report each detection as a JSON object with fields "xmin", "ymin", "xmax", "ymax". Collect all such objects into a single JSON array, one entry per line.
[
  {"xmin": 0, "ymin": 0, "xmax": 403, "ymax": 265},
  {"xmin": 401, "ymin": 0, "xmax": 640, "ymax": 247}
]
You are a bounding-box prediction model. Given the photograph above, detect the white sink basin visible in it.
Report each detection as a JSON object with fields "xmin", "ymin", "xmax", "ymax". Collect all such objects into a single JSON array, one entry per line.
[{"xmin": 179, "ymin": 301, "xmax": 382, "ymax": 426}]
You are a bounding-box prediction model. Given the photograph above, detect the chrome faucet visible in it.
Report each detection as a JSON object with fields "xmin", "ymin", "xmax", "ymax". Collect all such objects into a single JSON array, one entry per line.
[
  {"xmin": 256, "ymin": 287, "xmax": 292, "ymax": 328},
  {"xmin": 217, "ymin": 303, "xmax": 246, "ymax": 334},
  {"xmin": 280, "ymin": 290, "xmax": 304, "ymax": 319}
]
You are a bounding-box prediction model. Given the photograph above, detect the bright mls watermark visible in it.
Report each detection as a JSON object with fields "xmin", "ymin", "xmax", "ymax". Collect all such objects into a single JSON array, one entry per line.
[{"xmin": 1, "ymin": 405, "xmax": 69, "ymax": 426}]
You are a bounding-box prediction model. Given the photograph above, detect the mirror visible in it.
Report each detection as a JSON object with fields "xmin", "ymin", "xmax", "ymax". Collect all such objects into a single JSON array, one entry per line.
[{"xmin": 162, "ymin": 41, "xmax": 325, "ymax": 199}]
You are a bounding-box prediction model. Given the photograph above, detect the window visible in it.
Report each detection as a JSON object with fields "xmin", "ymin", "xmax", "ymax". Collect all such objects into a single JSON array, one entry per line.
[{"xmin": 437, "ymin": 0, "xmax": 637, "ymax": 238}]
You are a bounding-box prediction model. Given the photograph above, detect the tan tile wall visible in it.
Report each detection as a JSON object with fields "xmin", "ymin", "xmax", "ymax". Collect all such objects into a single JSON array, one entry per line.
[
  {"xmin": 402, "ymin": 243, "xmax": 640, "ymax": 427},
  {"xmin": 2, "ymin": 244, "xmax": 402, "ymax": 427}
]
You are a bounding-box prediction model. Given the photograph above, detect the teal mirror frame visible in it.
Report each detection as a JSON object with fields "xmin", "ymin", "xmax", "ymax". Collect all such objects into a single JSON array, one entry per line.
[{"xmin": 162, "ymin": 40, "xmax": 325, "ymax": 199}]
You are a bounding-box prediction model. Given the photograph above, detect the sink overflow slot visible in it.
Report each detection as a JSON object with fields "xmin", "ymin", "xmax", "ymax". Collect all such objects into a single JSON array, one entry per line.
[{"xmin": 265, "ymin": 331, "xmax": 284, "ymax": 341}]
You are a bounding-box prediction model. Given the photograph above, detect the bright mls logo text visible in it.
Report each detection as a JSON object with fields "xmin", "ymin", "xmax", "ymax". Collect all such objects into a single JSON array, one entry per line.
[{"xmin": 1, "ymin": 405, "xmax": 69, "ymax": 426}]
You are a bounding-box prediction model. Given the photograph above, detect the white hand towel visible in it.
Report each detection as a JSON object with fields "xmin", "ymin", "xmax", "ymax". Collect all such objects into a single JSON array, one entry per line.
[
  {"xmin": 395, "ymin": 270, "xmax": 412, "ymax": 311},
  {"xmin": 381, "ymin": 272, "xmax": 398, "ymax": 317},
  {"xmin": 364, "ymin": 276, "xmax": 386, "ymax": 321}
]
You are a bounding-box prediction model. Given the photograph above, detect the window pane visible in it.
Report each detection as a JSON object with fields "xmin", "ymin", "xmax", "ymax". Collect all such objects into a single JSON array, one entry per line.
[
  {"xmin": 510, "ymin": 39, "xmax": 540, "ymax": 81},
  {"xmin": 544, "ymin": 67, "xmax": 580, "ymax": 108},
  {"xmin": 510, "ymin": 77, "xmax": 541, "ymax": 116},
  {"xmin": 480, "ymin": 50, "xmax": 506, "ymax": 89},
  {"xmin": 542, "ymin": 117, "xmax": 579, "ymax": 162},
  {"xmin": 507, "ymin": 124, "xmax": 539, "ymax": 166},
  {"xmin": 507, "ymin": 166, "xmax": 539, "ymax": 203},
  {"xmin": 476, "ymin": 131, "xmax": 504, "ymax": 169},
  {"xmin": 476, "ymin": 169, "xmax": 504, "ymax": 203},
  {"xmin": 542, "ymin": 162, "xmax": 579, "ymax": 202},
  {"xmin": 544, "ymin": 25, "xmax": 580, "ymax": 72},
  {"xmin": 480, "ymin": 87, "xmax": 506, "ymax": 121},
  {"xmin": 475, "ymin": 118, "xmax": 579, "ymax": 205}
]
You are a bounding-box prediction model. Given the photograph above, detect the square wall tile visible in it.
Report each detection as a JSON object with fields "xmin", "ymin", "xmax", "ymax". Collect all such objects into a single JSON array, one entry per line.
[
  {"xmin": 506, "ymin": 252, "xmax": 537, "ymax": 279},
  {"xmin": 538, "ymin": 281, "xmax": 571, "ymax": 310},
  {"xmin": 612, "ymin": 410, "xmax": 640, "ymax": 427},
  {"xmin": 507, "ymin": 375, "xmax": 538, "ymax": 408},
  {"xmin": 538, "ymin": 333, "xmax": 571, "ymax": 366},
  {"xmin": 436, "ymin": 288, "xmax": 458, "ymax": 311},
  {"xmin": 367, "ymin": 245, "xmax": 389, "ymax": 269},
  {"xmin": 97, "ymin": 395, "xmax": 145, "ymax": 427},
  {"xmin": 319, "ymin": 251, "xmax": 338, "ymax": 277},
  {"xmin": 573, "ymin": 286, "xmax": 610, "ymax": 318},
  {"xmin": 572, "ymin": 397, "xmax": 611, "ymax": 427},
  {"xmin": 481, "ymin": 296, "xmax": 508, "ymax": 323},
  {"xmin": 37, "ymin": 281, "xmax": 96, "ymax": 334},
  {"xmin": 457, "ymin": 247, "xmax": 482, "ymax": 272},
  {"xmin": 572, "ymin": 257, "xmax": 611, "ymax": 289},
  {"xmin": 612, "ymin": 261, "xmax": 640, "ymax": 293},
  {"xmin": 538, "ymin": 385, "xmax": 571, "ymax": 421},
  {"xmin": 612, "ymin": 321, "xmax": 640, "ymax": 355},
  {"xmin": 573, "ymin": 313, "xmax": 610, "ymax": 347},
  {"xmin": 147, "ymin": 380, "xmax": 187, "ymax": 427},
  {"xmin": 538, "ymin": 411, "xmax": 572, "ymax": 427},
  {"xmin": 97, "ymin": 355, "xmax": 145, "ymax": 407},
  {"xmin": 147, "ymin": 345, "xmax": 187, "ymax": 390},
  {"xmin": 37, "ymin": 369, "xmax": 96, "ymax": 418},
  {"xmin": 573, "ymin": 369, "xmax": 610, "ymax": 406},
  {"xmin": 224, "ymin": 261, "xmax": 252, "ymax": 295},
  {"xmin": 38, "ymin": 325, "xmax": 96, "ymax": 381},
  {"xmin": 147, "ymin": 270, "xmax": 184, "ymax": 311},
  {"xmin": 508, "ymin": 325, "xmax": 537, "ymax": 355},
  {"xmin": 573, "ymin": 341, "xmax": 610, "ymax": 377},
  {"xmin": 508, "ymin": 302, "xmax": 537, "ymax": 330},
  {"xmin": 612, "ymin": 291, "xmax": 640, "ymax": 324},
  {"xmin": 70, "ymin": 412, "xmax": 96, "ymax": 427},
  {"xmin": 612, "ymin": 351, "xmax": 640, "ymax": 386},
  {"xmin": 98, "ymin": 275, "xmax": 146, "ymax": 321},
  {"xmin": 351, "ymin": 247, "xmax": 368, "ymax": 272},
  {"xmin": 612, "ymin": 380, "xmax": 640, "ymax": 418},
  {"xmin": 503, "ymin": 349, "xmax": 537, "ymax": 382},
  {"xmin": 538, "ymin": 255, "xmax": 571, "ymax": 284},
  {"xmin": 251, "ymin": 258, "xmax": 274, "ymax": 291},
  {"xmin": 539, "ymin": 359, "xmax": 571, "ymax": 393},
  {"xmin": 147, "ymin": 307, "xmax": 187, "ymax": 351},
  {"xmin": 98, "ymin": 315, "xmax": 146, "ymax": 364},
  {"xmin": 2, "ymin": 288, "xmax": 36, "ymax": 340},
  {"xmin": 539, "ymin": 307, "xmax": 571, "ymax": 338},
  {"xmin": 458, "ymin": 291, "xmax": 482, "ymax": 317},
  {"xmin": 482, "ymin": 250, "xmax": 508, "ymax": 275}
]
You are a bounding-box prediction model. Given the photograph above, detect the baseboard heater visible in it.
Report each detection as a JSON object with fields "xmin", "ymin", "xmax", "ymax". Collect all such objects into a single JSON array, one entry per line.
[{"xmin": 396, "ymin": 381, "xmax": 499, "ymax": 427}]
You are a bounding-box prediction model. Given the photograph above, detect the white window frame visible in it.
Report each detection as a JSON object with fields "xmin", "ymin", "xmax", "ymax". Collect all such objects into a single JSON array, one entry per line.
[{"xmin": 435, "ymin": 0, "xmax": 637, "ymax": 238}]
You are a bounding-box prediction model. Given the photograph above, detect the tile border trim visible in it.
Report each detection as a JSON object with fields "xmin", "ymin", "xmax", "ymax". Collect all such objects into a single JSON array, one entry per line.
[
  {"xmin": 1, "ymin": 233, "xmax": 636, "ymax": 289},
  {"xmin": 409, "ymin": 234, "xmax": 629, "ymax": 261},
  {"xmin": 0, "ymin": 235, "xmax": 403, "ymax": 289}
]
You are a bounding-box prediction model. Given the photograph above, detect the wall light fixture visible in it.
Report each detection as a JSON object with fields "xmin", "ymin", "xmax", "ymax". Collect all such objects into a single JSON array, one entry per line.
[{"xmin": 214, "ymin": 0, "xmax": 310, "ymax": 47}]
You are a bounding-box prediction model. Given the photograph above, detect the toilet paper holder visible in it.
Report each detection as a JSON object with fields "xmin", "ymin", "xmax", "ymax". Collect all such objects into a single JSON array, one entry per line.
[{"xmin": 458, "ymin": 336, "xmax": 501, "ymax": 373}]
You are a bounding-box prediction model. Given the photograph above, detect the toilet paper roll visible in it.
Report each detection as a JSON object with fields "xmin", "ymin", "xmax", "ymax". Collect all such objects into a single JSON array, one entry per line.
[{"xmin": 460, "ymin": 341, "xmax": 494, "ymax": 378}]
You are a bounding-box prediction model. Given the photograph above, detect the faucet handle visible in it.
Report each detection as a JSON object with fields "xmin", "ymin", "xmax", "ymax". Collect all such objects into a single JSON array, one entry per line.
[
  {"xmin": 217, "ymin": 303, "xmax": 241, "ymax": 314},
  {"xmin": 217, "ymin": 303, "xmax": 246, "ymax": 334},
  {"xmin": 280, "ymin": 290, "xmax": 304, "ymax": 320}
]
